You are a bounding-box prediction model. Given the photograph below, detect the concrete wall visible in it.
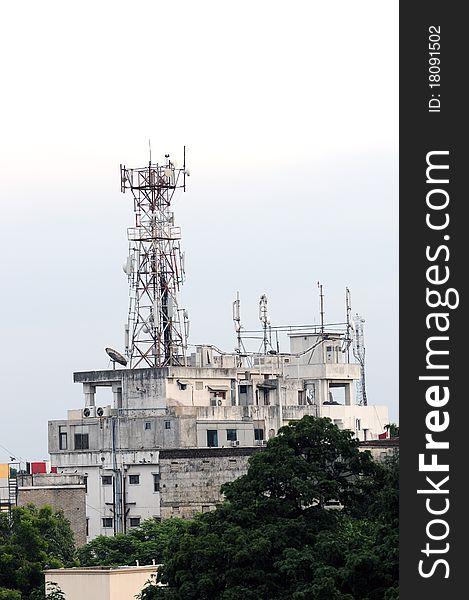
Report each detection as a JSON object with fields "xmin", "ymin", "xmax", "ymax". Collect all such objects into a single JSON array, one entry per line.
[
  {"xmin": 159, "ymin": 447, "xmax": 259, "ymax": 519},
  {"xmin": 44, "ymin": 566, "xmax": 159, "ymax": 600},
  {"xmin": 17, "ymin": 474, "xmax": 87, "ymax": 546}
]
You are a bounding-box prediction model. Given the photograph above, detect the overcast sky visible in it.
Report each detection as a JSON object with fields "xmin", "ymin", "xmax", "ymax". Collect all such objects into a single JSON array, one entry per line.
[{"xmin": 0, "ymin": 1, "xmax": 398, "ymax": 463}]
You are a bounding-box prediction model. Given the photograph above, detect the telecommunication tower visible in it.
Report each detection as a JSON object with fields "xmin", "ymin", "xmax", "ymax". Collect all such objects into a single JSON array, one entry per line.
[
  {"xmin": 120, "ymin": 149, "xmax": 190, "ymax": 368},
  {"xmin": 352, "ymin": 313, "xmax": 367, "ymax": 406}
]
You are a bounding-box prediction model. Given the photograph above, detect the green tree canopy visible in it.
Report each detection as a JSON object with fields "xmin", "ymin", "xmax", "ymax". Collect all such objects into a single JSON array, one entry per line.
[
  {"xmin": 0, "ymin": 505, "xmax": 76, "ymax": 600},
  {"xmin": 138, "ymin": 416, "xmax": 398, "ymax": 600},
  {"xmin": 78, "ymin": 518, "xmax": 188, "ymax": 567}
]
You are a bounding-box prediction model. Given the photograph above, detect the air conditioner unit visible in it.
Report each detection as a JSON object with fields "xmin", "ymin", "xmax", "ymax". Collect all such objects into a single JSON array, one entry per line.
[
  {"xmin": 83, "ymin": 407, "xmax": 96, "ymax": 418},
  {"xmin": 96, "ymin": 406, "xmax": 111, "ymax": 417},
  {"xmin": 230, "ymin": 440, "xmax": 240, "ymax": 446}
]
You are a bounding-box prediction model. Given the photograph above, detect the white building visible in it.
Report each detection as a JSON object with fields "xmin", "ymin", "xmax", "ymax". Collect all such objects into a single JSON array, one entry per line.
[{"xmin": 48, "ymin": 331, "xmax": 388, "ymax": 541}]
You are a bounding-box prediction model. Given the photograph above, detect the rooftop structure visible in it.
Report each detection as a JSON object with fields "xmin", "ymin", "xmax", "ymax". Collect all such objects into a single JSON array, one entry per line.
[{"xmin": 48, "ymin": 151, "xmax": 389, "ymax": 540}]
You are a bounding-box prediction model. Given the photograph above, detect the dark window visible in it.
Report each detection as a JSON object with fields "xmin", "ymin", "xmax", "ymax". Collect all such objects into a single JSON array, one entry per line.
[
  {"xmin": 86, "ymin": 518, "xmax": 89, "ymax": 536},
  {"xmin": 239, "ymin": 385, "xmax": 248, "ymax": 394},
  {"xmin": 144, "ymin": 421, "xmax": 152, "ymax": 430},
  {"xmin": 226, "ymin": 429, "xmax": 237, "ymax": 442},
  {"xmin": 101, "ymin": 475, "xmax": 113, "ymax": 485},
  {"xmin": 74, "ymin": 433, "xmax": 89, "ymax": 450},
  {"xmin": 254, "ymin": 428, "xmax": 264, "ymax": 441},
  {"xmin": 207, "ymin": 430, "xmax": 218, "ymax": 447},
  {"xmin": 102, "ymin": 517, "xmax": 113, "ymax": 528},
  {"xmin": 59, "ymin": 426, "xmax": 68, "ymax": 450},
  {"xmin": 129, "ymin": 517, "xmax": 141, "ymax": 527},
  {"xmin": 129, "ymin": 474, "xmax": 140, "ymax": 485},
  {"xmin": 177, "ymin": 382, "xmax": 187, "ymax": 390},
  {"xmin": 165, "ymin": 421, "xmax": 171, "ymax": 429},
  {"xmin": 83, "ymin": 475, "xmax": 88, "ymax": 493},
  {"xmin": 153, "ymin": 474, "xmax": 160, "ymax": 492},
  {"xmin": 263, "ymin": 389, "xmax": 270, "ymax": 405}
]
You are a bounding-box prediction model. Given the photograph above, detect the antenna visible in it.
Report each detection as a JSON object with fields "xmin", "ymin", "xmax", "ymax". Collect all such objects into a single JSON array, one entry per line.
[
  {"xmin": 148, "ymin": 139, "xmax": 152, "ymax": 164},
  {"xmin": 344, "ymin": 287, "xmax": 352, "ymax": 360},
  {"xmin": 317, "ymin": 282, "xmax": 325, "ymax": 336},
  {"xmin": 120, "ymin": 148, "xmax": 189, "ymax": 368},
  {"xmin": 259, "ymin": 294, "xmax": 270, "ymax": 354},
  {"xmin": 352, "ymin": 314, "xmax": 367, "ymax": 406},
  {"xmin": 233, "ymin": 292, "xmax": 242, "ymax": 351},
  {"xmin": 105, "ymin": 347, "xmax": 128, "ymax": 369}
]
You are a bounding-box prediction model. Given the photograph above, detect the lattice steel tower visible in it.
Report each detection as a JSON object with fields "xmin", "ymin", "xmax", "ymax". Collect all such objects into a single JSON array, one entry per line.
[{"xmin": 120, "ymin": 149, "xmax": 189, "ymax": 368}]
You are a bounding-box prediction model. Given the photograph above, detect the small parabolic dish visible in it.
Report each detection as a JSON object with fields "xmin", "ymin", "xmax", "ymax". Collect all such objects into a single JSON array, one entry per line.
[{"xmin": 105, "ymin": 347, "xmax": 128, "ymax": 366}]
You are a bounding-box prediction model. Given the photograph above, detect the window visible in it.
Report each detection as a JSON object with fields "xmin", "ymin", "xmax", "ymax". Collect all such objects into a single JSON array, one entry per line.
[
  {"xmin": 153, "ymin": 474, "xmax": 161, "ymax": 492},
  {"xmin": 129, "ymin": 474, "xmax": 140, "ymax": 485},
  {"xmin": 144, "ymin": 421, "xmax": 152, "ymax": 430},
  {"xmin": 239, "ymin": 385, "xmax": 248, "ymax": 394},
  {"xmin": 356, "ymin": 419, "xmax": 361, "ymax": 431},
  {"xmin": 86, "ymin": 518, "xmax": 89, "ymax": 537},
  {"xmin": 101, "ymin": 475, "xmax": 113, "ymax": 485},
  {"xmin": 83, "ymin": 475, "xmax": 88, "ymax": 493},
  {"xmin": 129, "ymin": 517, "xmax": 141, "ymax": 528},
  {"xmin": 195, "ymin": 381, "xmax": 203, "ymax": 390},
  {"xmin": 226, "ymin": 429, "xmax": 237, "ymax": 442},
  {"xmin": 254, "ymin": 428, "xmax": 264, "ymax": 441},
  {"xmin": 164, "ymin": 421, "xmax": 171, "ymax": 429},
  {"xmin": 298, "ymin": 390, "xmax": 305, "ymax": 406},
  {"xmin": 172, "ymin": 506, "xmax": 180, "ymax": 514},
  {"xmin": 262, "ymin": 389, "xmax": 270, "ymax": 405},
  {"xmin": 59, "ymin": 426, "xmax": 68, "ymax": 450},
  {"xmin": 207, "ymin": 430, "xmax": 218, "ymax": 447},
  {"xmin": 210, "ymin": 391, "xmax": 226, "ymax": 406},
  {"xmin": 102, "ymin": 517, "xmax": 113, "ymax": 528},
  {"xmin": 74, "ymin": 433, "xmax": 89, "ymax": 450}
]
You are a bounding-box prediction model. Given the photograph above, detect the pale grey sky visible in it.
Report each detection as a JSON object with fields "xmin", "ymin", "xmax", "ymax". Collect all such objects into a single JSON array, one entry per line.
[{"xmin": 0, "ymin": 1, "xmax": 398, "ymax": 463}]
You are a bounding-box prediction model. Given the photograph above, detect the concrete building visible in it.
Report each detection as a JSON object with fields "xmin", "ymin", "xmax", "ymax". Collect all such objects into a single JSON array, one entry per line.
[
  {"xmin": 17, "ymin": 473, "xmax": 87, "ymax": 546},
  {"xmin": 48, "ymin": 332, "xmax": 389, "ymax": 541},
  {"xmin": 47, "ymin": 153, "xmax": 390, "ymax": 541},
  {"xmin": 44, "ymin": 565, "xmax": 160, "ymax": 600}
]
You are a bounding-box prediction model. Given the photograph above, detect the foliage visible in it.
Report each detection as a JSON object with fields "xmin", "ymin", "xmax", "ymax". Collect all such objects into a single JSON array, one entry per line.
[
  {"xmin": 384, "ymin": 423, "xmax": 399, "ymax": 438},
  {"xmin": 0, "ymin": 505, "xmax": 76, "ymax": 600},
  {"xmin": 0, "ymin": 589, "xmax": 22, "ymax": 600},
  {"xmin": 78, "ymin": 517, "xmax": 189, "ymax": 567},
  {"xmin": 141, "ymin": 416, "xmax": 399, "ymax": 599}
]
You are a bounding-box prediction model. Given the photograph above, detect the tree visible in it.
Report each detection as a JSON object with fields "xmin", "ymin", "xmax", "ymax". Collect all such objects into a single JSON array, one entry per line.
[
  {"xmin": 143, "ymin": 416, "xmax": 398, "ymax": 600},
  {"xmin": 384, "ymin": 423, "xmax": 399, "ymax": 438},
  {"xmin": 0, "ymin": 589, "xmax": 22, "ymax": 600},
  {"xmin": 78, "ymin": 518, "xmax": 188, "ymax": 567},
  {"xmin": 0, "ymin": 505, "xmax": 76, "ymax": 600}
]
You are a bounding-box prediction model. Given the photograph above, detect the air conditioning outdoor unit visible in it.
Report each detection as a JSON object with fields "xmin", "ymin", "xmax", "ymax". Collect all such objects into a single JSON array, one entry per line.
[
  {"xmin": 83, "ymin": 407, "xmax": 96, "ymax": 418},
  {"xmin": 230, "ymin": 440, "xmax": 240, "ymax": 446},
  {"xmin": 96, "ymin": 406, "xmax": 111, "ymax": 417}
]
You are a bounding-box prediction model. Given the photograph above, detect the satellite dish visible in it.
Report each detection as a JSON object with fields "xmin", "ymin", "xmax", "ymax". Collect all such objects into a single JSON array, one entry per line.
[{"xmin": 105, "ymin": 347, "xmax": 128, "ymax": 366}]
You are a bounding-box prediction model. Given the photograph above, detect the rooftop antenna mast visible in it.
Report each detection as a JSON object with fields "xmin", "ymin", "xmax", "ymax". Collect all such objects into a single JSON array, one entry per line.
[
  {"xmin": 352, "ymin": 313, "xmax": 367, "ymax": 406},
  {"xmin": 120, "ymin": 147, "xmax": 190, "ymax": 368},
  {"xmin": 259, "ymin": 294, "xmax": 270, "ymax": 355},
  {"xmin": 343, "ymin": 287, "xmax": 353, "ymax": 361},
  {"xmin": 233, "ymin": 292, "xmax": 243, "ymax": 353},
  {"xmin": 318, "ymin": 282, "xmax": 325, "ymax": 337}
]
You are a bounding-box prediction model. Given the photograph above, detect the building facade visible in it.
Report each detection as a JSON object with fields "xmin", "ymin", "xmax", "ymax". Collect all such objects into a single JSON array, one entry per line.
[{"xmin": 48, "ymin": 332, "xmax": 389, "ymax": 541}]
